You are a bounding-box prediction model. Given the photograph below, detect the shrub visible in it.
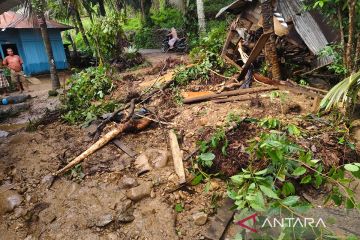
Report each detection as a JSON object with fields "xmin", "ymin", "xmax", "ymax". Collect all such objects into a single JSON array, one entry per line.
[
  {"xmin": 62, "ymin": 66, "xmax": 117, "ymax": 126},
  {"xmin": 134, "ymin": 27, "xmax": 159, "ymax": 49},
  {"xmin": 190, "ymin": 20, "xmax": 228, "ymax": 62},
  {"xmin": 151, "ymin": 8, "xmax": 184, "ymax": 29}
]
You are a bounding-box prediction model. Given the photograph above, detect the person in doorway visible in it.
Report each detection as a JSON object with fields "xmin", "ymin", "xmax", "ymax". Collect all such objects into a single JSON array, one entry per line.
[
  {"xmin": 3, "ymin": 48, "xmax": 28, "ymax": 93},
  {"xmin": 0, "ymin": 61, "xmax": 9, "ymax": 96},
  {"xmin": 167, "ymin": 27, "xmax": 179, "ymax": 49}
]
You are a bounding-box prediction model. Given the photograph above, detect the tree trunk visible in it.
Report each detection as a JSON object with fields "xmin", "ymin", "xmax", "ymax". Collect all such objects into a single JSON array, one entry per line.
[
  {"xmin": 36, "ymin": 12, "xmax": 60, "ymax": 90},
  {"xmin": 355, "ymin": 34, "xmax": 360, "ymax": 72},
  {"xmin": 115, "ymin": 0, "xmax": 123, "ymax": 11},
  {"xmin": 261, "ymin": 0, "xmax": 282, "ymax": 80},
  {"xmin": 98, "ymin": 0, "xmax": 106, "ymax": 16},
  {"xmin": 66, "ymin": 32, "xmax": 78, "ymax": 57},
  {"xmin": 169, "ymin": 0, "xmax": 186, "ymax": 13},
  {"xmin": 196, "ymin": 0, "xmax": 206, "ymax": 36},
  {"xmin": 346, "ymin": 0, "xmax": 356, "ymax": 73},
  {"xmin": 73, "ymin": 8, "xmax": 91, "ymax": 49},
  {"xmin": 337, "ymin": 6, "xmax": 346, "ymax": 66}
]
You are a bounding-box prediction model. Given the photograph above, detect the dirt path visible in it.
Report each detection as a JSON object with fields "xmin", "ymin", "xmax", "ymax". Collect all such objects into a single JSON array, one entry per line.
[{"xmin": 0, "ymin": 51, "xmax": 359, "ymax": 240}]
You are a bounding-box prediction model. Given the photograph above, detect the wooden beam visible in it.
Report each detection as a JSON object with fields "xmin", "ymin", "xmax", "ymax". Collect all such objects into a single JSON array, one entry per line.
[
  {"xmin": 238, "ymin": 32, "xmax": 272, "ymax": 79},
  {"xmin": 169, "ymin": 130, "xmax": 186, "ymax": 184},
  {"xmin": 183, "ymin": 86, "xmax": 278, "ymax": 104}
]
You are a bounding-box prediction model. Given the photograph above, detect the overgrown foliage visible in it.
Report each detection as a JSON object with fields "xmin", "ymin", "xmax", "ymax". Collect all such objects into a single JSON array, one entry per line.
[
  {"xmin": 320, "ymin": 70, "xmax": 360, "ymax": 114},
  {"xmin": 192, "ymin": 116, "xmax": 360, "ymax": 238},
  {"xmin": 88, "ymin": 13, "xmax": 127, "ymax": 63},
  {"xmin": 172, "ymin": 22, "xmax": 237, "ymax": 86},
  {"xmin": 62, "ymin": 66, "xmax": 116, "ymax": 126}
]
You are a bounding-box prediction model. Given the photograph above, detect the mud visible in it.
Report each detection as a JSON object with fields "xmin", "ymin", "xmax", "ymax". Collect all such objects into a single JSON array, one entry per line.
[{"xmin": 0, "ymin": 51, "xmax": 359, "ymax": 240}]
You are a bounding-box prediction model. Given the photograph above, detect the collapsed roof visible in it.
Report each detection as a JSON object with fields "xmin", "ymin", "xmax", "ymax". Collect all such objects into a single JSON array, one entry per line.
[{"xmin": 216, "ymin": 0, "xmax": 339, "ymax": 69}]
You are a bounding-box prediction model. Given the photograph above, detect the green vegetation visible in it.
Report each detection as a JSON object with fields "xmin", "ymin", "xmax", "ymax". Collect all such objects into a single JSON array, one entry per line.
[
  {"xmin": 192, "ymin": 116, "xmax": 360, "ymax": 238},
  {"xmin": 62, "ymin": 66, "xmax": 117, "ymax": 126}
]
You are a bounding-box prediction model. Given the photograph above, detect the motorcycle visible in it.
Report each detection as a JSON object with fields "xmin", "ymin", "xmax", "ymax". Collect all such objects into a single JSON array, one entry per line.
[{"xmin": 161, "ymin": 35, "xmax": 188, "ymax": 53}]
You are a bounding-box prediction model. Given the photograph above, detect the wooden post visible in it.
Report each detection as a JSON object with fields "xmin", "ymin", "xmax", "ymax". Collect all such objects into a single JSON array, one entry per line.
[{"xmin": 169, "ymin": 130, "xmax": 186, "ymax": 184}]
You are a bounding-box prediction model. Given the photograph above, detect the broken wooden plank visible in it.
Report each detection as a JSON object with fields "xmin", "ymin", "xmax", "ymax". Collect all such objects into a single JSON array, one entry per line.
[
  {"xmin": 204, "ymin": 198, "xmax": 234, "ymax": 240},
  {"xmin": 238, "ymin": 32, "xmax": 272, "ymax": 79},
  {"xmin": 181, "ymin": 91, "xmax": 214, "ymax": 99},
  {"xmin": 183, "ymin": 86, "xmax": 278, "ymax": 104},
  {"xmin": 213, "ymin": 94, "xmax": 264, "ymax": 104},
  {"xmin": 112, "ymin": 139, "xmax": 137, "ymax": 158},
  {"xmin": 169, "ymin": 130, "xmax": 186, "ymax": 184},
  {"xmin": 312, "ymin": 96, "xmax": 321, "ymax": 113}
]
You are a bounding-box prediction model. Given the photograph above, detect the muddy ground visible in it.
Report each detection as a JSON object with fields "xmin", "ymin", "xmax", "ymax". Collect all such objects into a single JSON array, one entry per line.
[{"xmin": 0, "ymin": 51, "xmax": 359, "ymax": 240}]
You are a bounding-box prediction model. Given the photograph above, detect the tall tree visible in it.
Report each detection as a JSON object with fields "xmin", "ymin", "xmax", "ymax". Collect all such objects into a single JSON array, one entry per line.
[
  {"xmin": 346, "ymin": 0, "xmax": 356, "ymax": 72},
  {"xmin": 196, "ymin": 0, "xmax": 205, "ymax": 36},
  {"xmin": 261, "ymin": 0, "xmax": 282, "ymax": 80},
  {"xmin": 26, "ymin": 0, "xmax": 61, "ymax": 90}
]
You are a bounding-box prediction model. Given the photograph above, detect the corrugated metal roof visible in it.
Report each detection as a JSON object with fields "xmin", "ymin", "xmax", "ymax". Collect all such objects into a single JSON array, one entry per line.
[
  {"xmin": 277, "ymin": 0, "xmax": 330, "ymax": 55},
  {"xmin": 0, "ymin": 0, "xmax": 21, "ymax": 14},
  {"xmin": 0, "ymin": 11, "xmax": 72, "ymax": 30},
  {"xmin": 216, "ymin": 0, "xmax": 253, "ymax": 18}
]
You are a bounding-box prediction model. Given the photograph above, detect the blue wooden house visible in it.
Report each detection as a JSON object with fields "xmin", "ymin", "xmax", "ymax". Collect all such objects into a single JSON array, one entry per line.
[{"xmin": 0, "ymin": 11, "xmax": 71, "ymax": 75}]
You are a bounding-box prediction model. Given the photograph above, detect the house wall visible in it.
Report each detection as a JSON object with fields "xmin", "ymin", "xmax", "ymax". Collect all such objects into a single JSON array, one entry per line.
[
  {"xmin": 0, "ymin": 28, "xmax": 68, "ymax": 75},
  {"xmin": 0, "ymin": 29, "xmax": 25, "ymax": 61}
]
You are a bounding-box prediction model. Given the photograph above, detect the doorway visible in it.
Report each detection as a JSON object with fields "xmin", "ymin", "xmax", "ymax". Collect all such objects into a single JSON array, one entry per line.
[{"xmin": 1, "ymin": 43, "xmax": 19, "ymax": 58}]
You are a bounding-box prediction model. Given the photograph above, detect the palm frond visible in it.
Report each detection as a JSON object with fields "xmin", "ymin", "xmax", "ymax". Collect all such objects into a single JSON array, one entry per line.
[{"xmin": 320, "ymin": 71, "xmax": 360, "ymax": 111}]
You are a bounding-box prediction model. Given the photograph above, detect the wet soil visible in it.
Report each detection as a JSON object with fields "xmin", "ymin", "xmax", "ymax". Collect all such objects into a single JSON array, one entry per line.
[{"xmin": 0, "ymin": 50, "xmax": 359, "ymax": 240}]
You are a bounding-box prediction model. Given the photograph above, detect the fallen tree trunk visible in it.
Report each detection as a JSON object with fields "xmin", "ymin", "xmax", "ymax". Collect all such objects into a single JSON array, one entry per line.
[
  {"xmin": 183, "ymin": 86, "xmax": 278, "ymax": 104},
  {"xmin": 53, "ymin": 100, "xmax": 135, "ymax": 176}
]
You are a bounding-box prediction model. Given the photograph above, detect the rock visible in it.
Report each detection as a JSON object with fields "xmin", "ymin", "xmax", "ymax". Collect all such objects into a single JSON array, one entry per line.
[
  {"xmin": 210, "ymin": 180, "xmax": 220, "ymax": 191},
  {"xmin": 116, "ymin": 199, "xmax": 132, "ymax": 213},
  {"xmin": 0, "ymin": 130, "xmax": 9, "ymax": 138},
  {"xmin": 94, "ymin": 213, "xmax": 113, "ymax": 227},
  {"xmin": 119, "ymin": 176, "xmax": 138, "ymax": 189},
  {"xmin": 41, "ymin": 175, "xmax": 55, "ymax": 189},
  {"xmin": 134, "ymin": 153, "xmax": 151, "ymax": 175},
  {"xmin": 13, "ymin": 207, "xmax": 26, "ymax": 219},
  {"xmin": 126, "ymin": 182, "xmax": 153, "ymax": 201},
  {"xmin": 307, "ymin": 78, "xmax": 330, "ymax": 90},
  {"xmin": 0, "ymin": 190, "xmax": 23, "ymax": 215},
  {"xmin": 134, "ymin": 149, "xmax": 169, "ymax": 175},
  {"xmin": 117, "ymin": 209, "xmax": 135, "ymax": 223},
  {"xmin": 39, "ymin": 209, "xmax": 56, "ymax": 224},
  {"xmin": 193, "ymin": 212, "xmax": 208, "ymax": 226}
]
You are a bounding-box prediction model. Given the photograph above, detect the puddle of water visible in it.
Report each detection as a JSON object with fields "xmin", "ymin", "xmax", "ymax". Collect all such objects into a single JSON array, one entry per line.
[{"xmin": 0, "ymin": 123, "xmax": 27, "ymax": 132}]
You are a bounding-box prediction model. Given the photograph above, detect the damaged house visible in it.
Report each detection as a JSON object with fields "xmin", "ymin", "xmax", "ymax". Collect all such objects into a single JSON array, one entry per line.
[{"xmin": 217, "ymin": 0, "xmax": 340, "ymax": 81}]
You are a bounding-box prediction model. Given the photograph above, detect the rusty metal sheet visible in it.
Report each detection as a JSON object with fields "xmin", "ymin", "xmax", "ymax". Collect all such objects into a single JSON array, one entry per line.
[
  {"xmin": 216, "ymin": 0, "xmax": 253, "ymax": 18},
  {"xmin": 0, "ymin": 11, "xmax": 72, "ymax": 30}
]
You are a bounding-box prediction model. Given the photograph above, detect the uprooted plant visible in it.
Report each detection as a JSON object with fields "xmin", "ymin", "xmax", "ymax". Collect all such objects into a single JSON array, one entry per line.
[
  {"xmin": 62, "ymin": 66, "xmax": 117, "ymax": 126},
  {"xmin": 192, "ymin": 115, "xmax": 360, "ymax": 239}
]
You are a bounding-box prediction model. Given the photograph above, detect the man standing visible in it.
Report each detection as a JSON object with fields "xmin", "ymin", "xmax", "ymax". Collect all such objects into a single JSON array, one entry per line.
[{"xmin": 3, "ymin": 48, "xmax": 27, "ymax": 93}]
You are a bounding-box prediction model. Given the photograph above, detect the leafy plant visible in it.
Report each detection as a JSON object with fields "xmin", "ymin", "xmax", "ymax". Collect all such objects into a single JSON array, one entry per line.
[
  {"xmin": 151, "ymin": 8, "xmax": 184, "ymax": 29},
  {"xmin": 198, "ymin": 152, "xmax": 216, "ymax": 168},
  {"xmin": 62, "ymin": 66, "xmax": 116, "ymax": 126},
  {"xmin": 259, "ymin": 118, "xmax": 281, "ymax": 129},
  {"xmin": 175, "ymin": 203, "xmax": 184, "ymax": 213},
  {"xmin": 87, "ymin": 12, "xmax": 126, "ymax": 62},
  {"xmin": 319, "ymin": 45, "xmax": 347, "ymax": 76},
  {"xmin": 320, "ymin": 70, "xmax": 360, "ymax": 112},
  {"xmin": 229, "ymin": 130, "xmax": 360, "ymax": 213}
]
